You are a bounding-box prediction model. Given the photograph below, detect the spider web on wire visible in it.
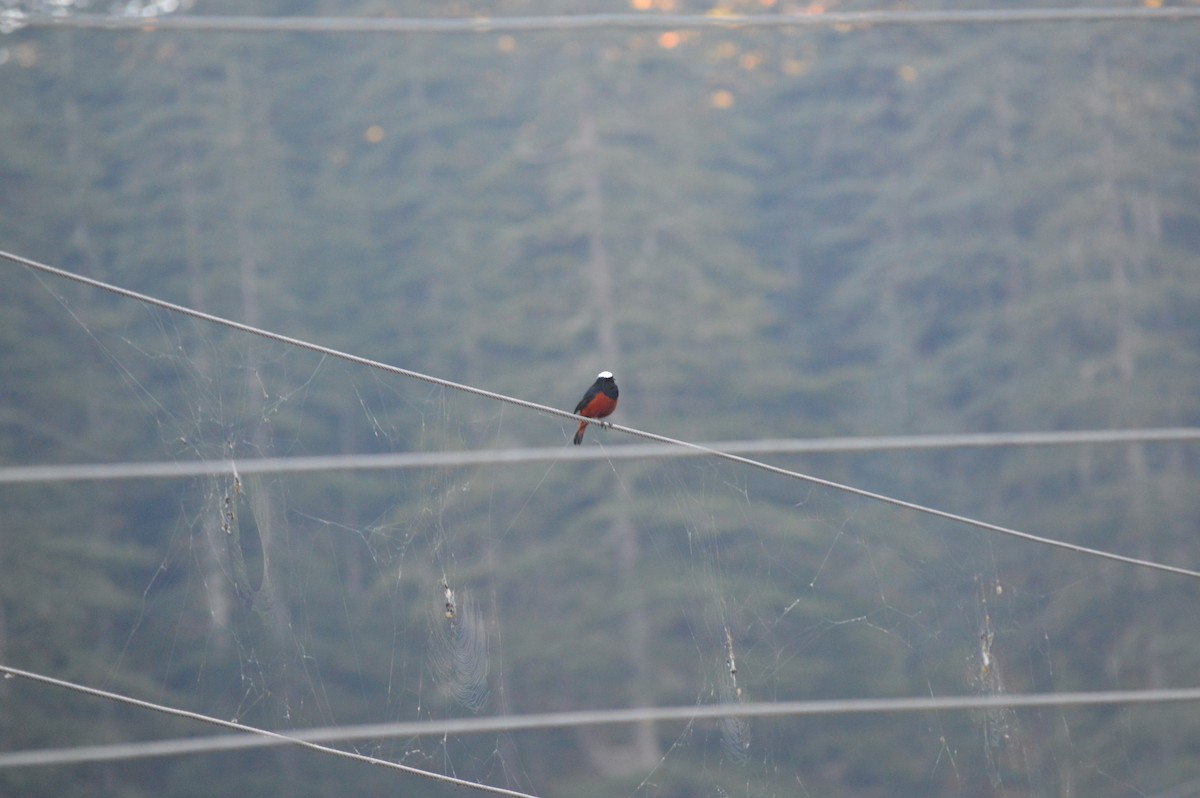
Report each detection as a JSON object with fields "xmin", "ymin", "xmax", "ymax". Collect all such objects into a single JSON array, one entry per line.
[{"xmin": 3, "ymin": 261, "xmax": 1200, "ymax": 797}]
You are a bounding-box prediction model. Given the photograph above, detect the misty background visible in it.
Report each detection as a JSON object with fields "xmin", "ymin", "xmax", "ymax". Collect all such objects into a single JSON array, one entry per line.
[{"xmin": 2, "ymin": 1, "xmax": 1199, "ymax": 795}]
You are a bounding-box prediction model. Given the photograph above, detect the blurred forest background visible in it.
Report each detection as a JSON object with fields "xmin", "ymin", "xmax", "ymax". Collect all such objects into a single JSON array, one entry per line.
[{"xmin": 2, "ymin": 0, "xmax": 1200, "ymax": 796}]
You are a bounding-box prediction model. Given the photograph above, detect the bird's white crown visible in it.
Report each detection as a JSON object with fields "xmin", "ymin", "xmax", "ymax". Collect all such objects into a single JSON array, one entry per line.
[{"xmin": 597, "ymin": 371, "xmax": 614, "ymax": 379}]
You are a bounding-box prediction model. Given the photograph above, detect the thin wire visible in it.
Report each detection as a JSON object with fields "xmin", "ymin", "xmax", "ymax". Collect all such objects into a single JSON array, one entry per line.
[
  {"xmin": 0, "ymin": 249, "xmax": 565, "ymax": 414},
  {"xmin": 0, "ymin": 664, "xmax": 538, "ymax": 798},
  {"xmin": 5, "ymin": 248, "xmax": 1200, "ymax": 580},
  {"xmin": 615, "ymin": 432, "xmax": 1200, "ymax": 580},
  {"xmin": 4, "ymin": 662, "xmax": 1200, "ymax": 769},
  {"xmin": 12, "ymin": 7, "xmax": 1200, "ymax": 35},
  {"xmin": 2, "ymin": 428, "xmax": 1198, "ymax": 485}
]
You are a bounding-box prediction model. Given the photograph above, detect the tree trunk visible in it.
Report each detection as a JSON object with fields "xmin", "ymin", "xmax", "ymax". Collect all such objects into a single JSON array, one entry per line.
[
  {"xmin": 1092, "ymin": 53, "xmax": 1163, "ymax": 687},
  {"xmin": 571, "ymin": 100, "xmax": 662, "ymax": 774}
]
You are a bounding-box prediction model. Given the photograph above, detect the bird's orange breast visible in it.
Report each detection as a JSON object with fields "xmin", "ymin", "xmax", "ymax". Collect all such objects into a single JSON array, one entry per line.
[{"xmin": 579, "ymin": 393, "xmax": 617, "ymax": 419}]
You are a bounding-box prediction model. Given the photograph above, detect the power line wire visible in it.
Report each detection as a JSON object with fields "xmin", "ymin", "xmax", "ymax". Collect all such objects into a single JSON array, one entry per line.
[
  {"xmin": 5, "ymin": 248, "xmax": 1200, "ymax": 581},
  {"xmin": 4, "ymin": 662, "xmax": 1200, "ymax": 769},
  {"xmin": 0, "ymin": 664, "xmax": 538, "ymax": 797},
  {"xmin": 12, "ymin": 7, "xmax": 1200, "ymax": 35},
  {"xmin": 2, "ymin": 428, "xmax": 1198, "ymax": 485}
]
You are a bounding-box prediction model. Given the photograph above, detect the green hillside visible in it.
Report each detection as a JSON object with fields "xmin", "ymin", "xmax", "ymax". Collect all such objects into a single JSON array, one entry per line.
[{"xmin": 2, "ymin": 2, "xmax": 1199, "ymax": 796}]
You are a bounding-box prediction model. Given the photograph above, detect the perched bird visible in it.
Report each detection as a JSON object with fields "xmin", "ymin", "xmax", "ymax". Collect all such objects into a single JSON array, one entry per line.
[{"xmin": 571, "ymin": 371, "xmax": 619, "ymax": 445}]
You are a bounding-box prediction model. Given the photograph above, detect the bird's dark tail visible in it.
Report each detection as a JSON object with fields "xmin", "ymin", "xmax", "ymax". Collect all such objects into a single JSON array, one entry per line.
[{"xmin": 573, "ymin": 421, "xmax": 587, "ymax": 445}]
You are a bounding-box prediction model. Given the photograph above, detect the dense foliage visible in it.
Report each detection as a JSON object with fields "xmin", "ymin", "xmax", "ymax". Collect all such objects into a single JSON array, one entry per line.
[{"xmin": 2, "ymin": 1, "xmax": 1199, "ymax": 796}]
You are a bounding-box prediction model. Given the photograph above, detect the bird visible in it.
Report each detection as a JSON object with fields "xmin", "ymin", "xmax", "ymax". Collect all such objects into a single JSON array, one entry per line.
[{"xmin": 571, "ymin": 371, "xmax": 619, "ymax": 445}]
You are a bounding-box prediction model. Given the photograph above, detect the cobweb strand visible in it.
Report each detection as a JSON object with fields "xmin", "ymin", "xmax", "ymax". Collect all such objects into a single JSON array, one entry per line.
[{"xmin": 5, "ymin": 249, "xmax": 1199, "ymax": 582}]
